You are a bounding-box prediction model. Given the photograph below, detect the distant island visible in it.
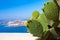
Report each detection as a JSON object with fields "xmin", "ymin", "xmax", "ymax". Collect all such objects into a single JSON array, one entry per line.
[{"xmin": 0, "ymin": 19, "xmax": 24, "ymax": 27}]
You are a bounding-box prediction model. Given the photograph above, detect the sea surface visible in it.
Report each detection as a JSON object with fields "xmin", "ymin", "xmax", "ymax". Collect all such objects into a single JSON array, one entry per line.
[{"xmin": 0, "ymin": 24, "xmax": 28, "ymax": 33}]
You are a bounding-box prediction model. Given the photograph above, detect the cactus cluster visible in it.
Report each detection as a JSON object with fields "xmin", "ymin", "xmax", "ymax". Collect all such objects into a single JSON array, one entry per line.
[{"xmin": 24, "ymin": 0, "xmax": 60, "ymax": 40}]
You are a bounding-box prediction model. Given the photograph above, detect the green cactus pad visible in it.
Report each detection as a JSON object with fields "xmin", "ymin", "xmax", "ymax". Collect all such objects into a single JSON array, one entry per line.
[
  {"xmin": 32, "ymin": 10, "xmax": 39, "ymax": 19},
  {"xmin": 42, "ymin": 2, "xmax": 58, "ymax": 21},
  {"xmin": 27, "ymin": 20, "xmax": 43, "ymax": 37},
  {"xmin": 37, "ymin": 14, "xmax": 48, "ymax": 32}
]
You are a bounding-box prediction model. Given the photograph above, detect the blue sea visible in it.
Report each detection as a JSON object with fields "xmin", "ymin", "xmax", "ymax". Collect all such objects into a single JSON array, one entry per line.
[{"xmin": 0, "ymin": 24, "xmax": 28, "ymax": 33}]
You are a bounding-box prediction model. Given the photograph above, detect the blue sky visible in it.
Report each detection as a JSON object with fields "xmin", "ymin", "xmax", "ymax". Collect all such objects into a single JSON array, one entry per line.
[{"xmin": 0, "ymin": 0, "xmax": 48, "ymax": 20}]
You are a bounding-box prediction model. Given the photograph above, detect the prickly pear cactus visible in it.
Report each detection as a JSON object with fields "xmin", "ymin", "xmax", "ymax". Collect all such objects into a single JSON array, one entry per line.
[
  {"xmin": 26, "ymin": 19, "xmax": 43, "ymax": 37},
  {"xmin": 42, "ymin": 2, "xmax": 58, "ymax": 21},
  {"xmin": 32, "ymin": 10, "xmax": 39, "ymax": 19},
  {"xmin": 24, "ymin": 0, "xmax": 60, "ymax": 40}
]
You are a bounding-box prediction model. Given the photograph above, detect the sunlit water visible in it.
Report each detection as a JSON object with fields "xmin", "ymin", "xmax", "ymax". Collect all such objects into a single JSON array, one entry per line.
[{"xmin": 0, "ymin": 24, "xmax": 27, "ymax": 33}]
